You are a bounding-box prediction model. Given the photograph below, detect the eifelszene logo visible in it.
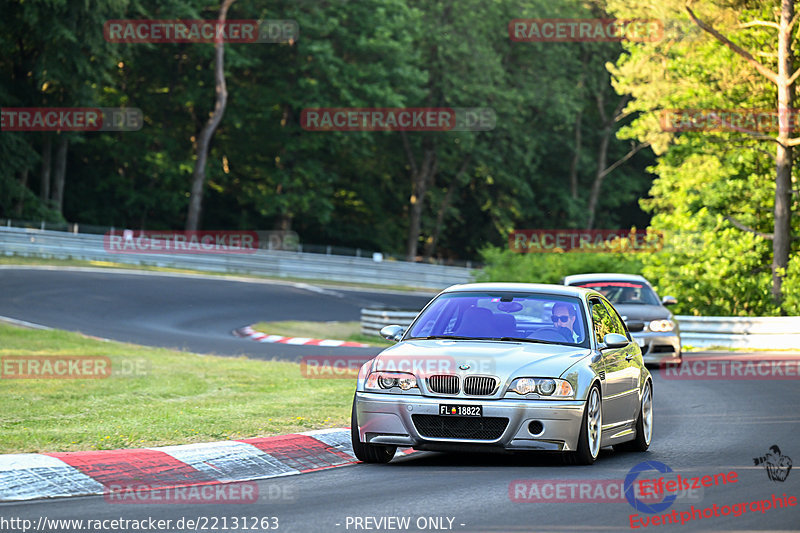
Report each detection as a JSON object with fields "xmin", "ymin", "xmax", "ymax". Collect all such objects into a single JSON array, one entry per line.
[{"xmin": 754, "ymin": 445, "xmax": 792, "ymax": 482}]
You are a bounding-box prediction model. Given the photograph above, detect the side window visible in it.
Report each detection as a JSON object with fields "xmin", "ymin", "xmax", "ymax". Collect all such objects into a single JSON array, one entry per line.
[
  {"xmin": 590, "ymin": 299, "xmax": 612, "ymax": 344},
  {"xmin": 601, "ymin": 300, "xmax": 628, "ymax": 337}
]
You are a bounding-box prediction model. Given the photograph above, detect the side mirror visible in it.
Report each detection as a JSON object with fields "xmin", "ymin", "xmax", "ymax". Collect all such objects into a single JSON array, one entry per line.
[
  {"xmin": 380, "ymin": 325, "xmax": 406, "ymax": 342},
  {"xmin": 661, "ymin": 295, "xmax": 677, "ymax": 306},
  {"xmin": 602, "ymin": 333, "xmax": 629, "ymax": 349}
]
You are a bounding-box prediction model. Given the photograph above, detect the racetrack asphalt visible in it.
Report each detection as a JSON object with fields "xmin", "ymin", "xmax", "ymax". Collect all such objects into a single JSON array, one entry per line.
[
  {"xmin": 1, "ymin": 267, "xmax": 798, "ymax": 532},
  {"xmin": 2, "ymin": 376, "xmax": 798, "ymax": 532},
  {"xmin": 0, "ymin": 267, "xmax": 433, "ymax": 361}
]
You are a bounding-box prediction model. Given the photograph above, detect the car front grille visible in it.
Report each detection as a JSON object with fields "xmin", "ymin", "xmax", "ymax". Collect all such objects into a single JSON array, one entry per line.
[
  {"xmin": 427, "ymin": 375, "xmax": 459, "ymax": 394},
  {"xmin": 412, "ymin": 415, "xmax": 508, "ymax": 440},
  {"xmin": 463, "ymin": 376, "xmax": 498, "ymax": 396}
]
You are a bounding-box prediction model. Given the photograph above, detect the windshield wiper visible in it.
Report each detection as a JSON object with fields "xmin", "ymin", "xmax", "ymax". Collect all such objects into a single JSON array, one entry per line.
[
  {"xmin": 408, "ymin": 335, "xmax": 566, "ymax": 345},
  {"xmin": 493, "ymin": 337, "xmax": 563, "ymax": 345}
]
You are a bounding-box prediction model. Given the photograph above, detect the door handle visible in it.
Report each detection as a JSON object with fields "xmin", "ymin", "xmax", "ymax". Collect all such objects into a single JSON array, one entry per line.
[{"xmin": 625, "ymin": 352, "xmax": 635, "ymax": 361}]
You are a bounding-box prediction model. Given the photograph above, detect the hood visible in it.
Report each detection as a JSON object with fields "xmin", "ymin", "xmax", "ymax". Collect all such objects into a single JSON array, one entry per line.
[
  {"xmin": 374, "ymin": 339, "xmax": 591, "ymax": 380},
  {"xmin": 614, "ymin": 304, "xmax": 672, "ymax": 322}
]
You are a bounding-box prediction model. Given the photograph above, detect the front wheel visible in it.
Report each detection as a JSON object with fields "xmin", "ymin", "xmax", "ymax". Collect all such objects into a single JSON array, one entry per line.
[
  {"xmin": 564, "ymin": 385, "xmax": 602, "ymax": 465},
  {"xmin": 350, "ymin": 396, "xmax": 396, "ymax": 464}
]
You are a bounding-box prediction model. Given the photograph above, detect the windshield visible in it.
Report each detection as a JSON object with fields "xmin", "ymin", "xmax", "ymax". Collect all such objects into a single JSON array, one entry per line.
[
  {"xmin": 405, "ymin": 291, "xmax": 590, "ymax": 347},
  {"xmin": 571, "ymin": 281, "xmax": 660, "ymax": 306}
]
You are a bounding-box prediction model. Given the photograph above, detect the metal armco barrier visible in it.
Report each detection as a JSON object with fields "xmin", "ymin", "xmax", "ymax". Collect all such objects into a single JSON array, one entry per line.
[
  {"xmin": 676, "ymin": 315, "xmax": 800, "ymax": 350},
  {"xmin": 0, "ymin": 227, "xmax": 474, "ymax": 289},
  {"xmin": 361, "ymin": 308, "xmax": 421, "ymax": 337},
  {"xmin": 360, "ymin": 306, "xmax": 800, "ymax": 350}
]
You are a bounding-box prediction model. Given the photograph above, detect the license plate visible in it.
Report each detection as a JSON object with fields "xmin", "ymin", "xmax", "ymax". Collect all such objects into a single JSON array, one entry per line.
[
  {"xmin": 439, "ymin": 404, "xmax": 482, "ymax": 417},
  {"xmin": 635, "ymin": 337, "xmax": 645, "ymax": 347}
]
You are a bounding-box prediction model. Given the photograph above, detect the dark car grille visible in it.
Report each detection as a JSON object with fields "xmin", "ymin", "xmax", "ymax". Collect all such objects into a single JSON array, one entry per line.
[
  {"xmin": 412, "ymin": 415, "xmax": 508, "ymax": 440},
  {"xmin": 463, "ymin": 376, "xmax": 498, "ymax": 396},
  {"xmin": 428, "ymin": 375, "xmax": 459, "ymax": 394}
]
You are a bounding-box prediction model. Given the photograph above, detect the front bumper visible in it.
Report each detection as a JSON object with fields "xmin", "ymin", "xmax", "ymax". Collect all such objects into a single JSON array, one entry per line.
[
  {"xmin": 355, "ymin": 391, "xmax": 585, "ymax": 452},
  {"xmin": 632, "ymin": 331, "xmax": 681, "ymax": 364}
]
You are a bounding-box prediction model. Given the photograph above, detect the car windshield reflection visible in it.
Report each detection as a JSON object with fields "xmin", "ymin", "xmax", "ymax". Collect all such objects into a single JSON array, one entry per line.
[{"xmin": 405, "ymin": 291, "xmax": 590, "ymax": 348}]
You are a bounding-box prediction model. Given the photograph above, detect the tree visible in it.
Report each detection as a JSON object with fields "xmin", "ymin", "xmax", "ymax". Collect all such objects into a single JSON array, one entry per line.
[
  {"xmin": 185, "ymin": 0, "xmax": 236, "ymax": 231},
  {"xmin": 608, "ymin": 0, "xmax": 799, "ymax": 314}
]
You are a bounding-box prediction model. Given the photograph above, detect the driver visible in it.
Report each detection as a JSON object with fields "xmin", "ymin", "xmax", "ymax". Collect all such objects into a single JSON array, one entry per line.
[{"xmin": 552, "ymin": 302, "xmax": 580, "ymax": 343}]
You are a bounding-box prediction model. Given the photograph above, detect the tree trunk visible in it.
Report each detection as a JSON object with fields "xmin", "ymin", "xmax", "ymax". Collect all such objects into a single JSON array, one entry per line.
[
  {"xmin": 423, "ymin": 157, "xmax": 470, "ymax": 260},
  {"xmin": 568, "ymin": 110, "xmax": 582, "ymax": 200},
  {"xmin": 403, "ymin": 132, "xmax": 437, "ymax": 261},
  {"xmin": 14, "ymin": 169, "xmax": 29, "ymax": 217},
  {"xmin": 40, "ymin": 135, "xmax": 52, "ymax": 204},
  {"xmin": 185, "ymin": 0, "xmax": 236, "ymax": 231},
  {"xmin": 276, "ymin": 213, "xmax": 292, "ymax": 231},
  {"xmin": 772, "ymin": 0, "xmax": 794, "ymax": 310},
  {"xmin": 586, "ymin": 91, "xmax": 611, "ymax": 230},
  {"xmin": 51, "ymin": 135, "xmax": 68, "ymax": 215}
]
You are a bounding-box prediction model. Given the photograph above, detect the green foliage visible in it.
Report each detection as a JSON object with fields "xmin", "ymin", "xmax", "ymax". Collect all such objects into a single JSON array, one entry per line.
[
  {"xmin": 0, "ymin": 0, "xmax": 655, "ymax": 255},
  {"xmin": 606, "ymin": 0, "xmax": 800, "ymax": 315},
  {"xmin": 477, "ymin": 246, "xmax": 643, "ymax": 285}
]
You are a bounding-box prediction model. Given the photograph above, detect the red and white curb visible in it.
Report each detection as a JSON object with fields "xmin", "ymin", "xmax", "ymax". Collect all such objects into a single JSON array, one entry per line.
[
  {"xmin": 234, "ymin": 325, "xmax": 370, "ymax": 348},
  {"xmin": 0, "ymin": 429, "xmax": 416, "ymax": 502}
]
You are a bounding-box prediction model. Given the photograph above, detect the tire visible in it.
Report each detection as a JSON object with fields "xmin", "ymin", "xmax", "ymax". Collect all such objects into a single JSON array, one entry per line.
[
  {"xmin": 614, "ymin": 379, "xmax": 653, "ymax": 453},
  {"xmin": 350, "ymin": 396, "xmax": 396, "ymax": 464},
  {"xmin": 564, "ymin": 385, "xmax": 602, "ymax": 465}
]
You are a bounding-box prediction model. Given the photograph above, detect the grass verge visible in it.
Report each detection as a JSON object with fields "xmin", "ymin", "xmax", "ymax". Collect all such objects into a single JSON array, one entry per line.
[
  {"xmin": 251, "ymin": 321, "xmax": 393, "ymax": 347},
  {"xmin": 0, "ymin": 323, "xmax": 355, "ymax": 454}
]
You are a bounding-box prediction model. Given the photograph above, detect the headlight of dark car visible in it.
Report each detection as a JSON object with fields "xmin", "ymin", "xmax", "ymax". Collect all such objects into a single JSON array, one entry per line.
[
  {"xmin": 507, "ymin": 377, "xmax": 574, "ymax": 398},
  {"xmin": 365, "ymin": 371, "xmax": 419, "ymax": 392},
  {"xmin": 648, "ymin": 319, "xmax": 675, "ymax": 332}
]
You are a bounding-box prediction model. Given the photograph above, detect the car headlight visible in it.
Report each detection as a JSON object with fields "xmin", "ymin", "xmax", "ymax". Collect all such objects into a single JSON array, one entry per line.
[
  {"xmin": 366, "ymin": 371, "xmax": 418, "ymax": 391},
  {"xmin": 649, "ymin": 319, "xmax": 675, "ymax": 332},
  {"xmin": 509, "ymin": 377, "xmax": 573, "ymax": 397}
]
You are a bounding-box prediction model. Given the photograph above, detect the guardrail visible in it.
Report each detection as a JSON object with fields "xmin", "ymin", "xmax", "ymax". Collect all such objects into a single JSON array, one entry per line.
[
  {"xmin": 0, "ymin": 227, "xmax": 474, "ymax": 289},
  {"xmin": 676, "ymin": 315, "xmax": 800, "ymax": 350},
  {"xmin": 359, "ymin": 307, "xmax": 800, "ymax": 350},
  {"xmin": 361, "ymin": 308, "xmax": 421, "ymax": 336}
]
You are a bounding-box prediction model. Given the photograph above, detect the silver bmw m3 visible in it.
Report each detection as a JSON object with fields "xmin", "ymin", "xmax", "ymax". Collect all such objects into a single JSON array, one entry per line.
[{"xmin": 351, "ymin": 282, "xmax": 653, "ymax": 465}]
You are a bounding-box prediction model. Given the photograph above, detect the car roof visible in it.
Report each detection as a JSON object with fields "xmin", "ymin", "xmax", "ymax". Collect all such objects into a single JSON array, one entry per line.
[
  {"xmin": 562, "ymin": 273, "xmax": 651, "ymax": 286},
  {"xmin": 441, "ymin": 282, "xmax": 596, "ymax": 298}
]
